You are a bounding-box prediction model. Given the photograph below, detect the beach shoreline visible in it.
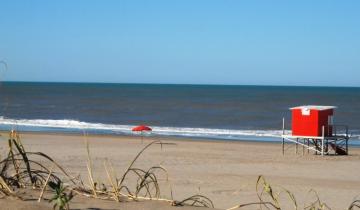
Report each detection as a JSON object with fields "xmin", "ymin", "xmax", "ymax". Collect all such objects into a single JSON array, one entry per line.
[{"xmin": 0, "ymin": 129, "xmax": 284, "ymax": 144}]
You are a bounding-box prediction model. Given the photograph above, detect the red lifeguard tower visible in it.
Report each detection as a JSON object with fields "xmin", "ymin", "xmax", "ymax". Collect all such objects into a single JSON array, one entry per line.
[{"xmin": 281, "ymin": 105, "xmax": 349, "ymax": 156}]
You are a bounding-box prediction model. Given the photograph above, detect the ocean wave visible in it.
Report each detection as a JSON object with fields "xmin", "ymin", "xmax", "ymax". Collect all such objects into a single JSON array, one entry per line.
[{"xmin": 0, "ymin": 116, "xmax": 359, "ymax": 141}]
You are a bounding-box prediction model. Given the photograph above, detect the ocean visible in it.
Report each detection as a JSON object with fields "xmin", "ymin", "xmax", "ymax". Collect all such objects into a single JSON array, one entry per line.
[{"xmin": 0, "ymin": 82, "xmax": 359, "ymax": 142}]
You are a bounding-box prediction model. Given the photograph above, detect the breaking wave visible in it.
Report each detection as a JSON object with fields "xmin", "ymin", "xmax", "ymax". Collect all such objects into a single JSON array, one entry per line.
[{"xmin": 0, "ymin": 116, "xmax": 359, "ymax": 142}]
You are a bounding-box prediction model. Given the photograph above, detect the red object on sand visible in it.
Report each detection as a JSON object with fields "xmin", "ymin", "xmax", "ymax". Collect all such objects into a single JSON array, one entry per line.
[
  {"xmin": 132, "ymin": 125, "xmax": 152, "ymax": 143},
  {"xmin": 132, "ymin": 125, "xmax": 152, "ymax": 132},
  {"xmin": 290, "ymin": 105, "xmax": 335, "ymax": 137}
]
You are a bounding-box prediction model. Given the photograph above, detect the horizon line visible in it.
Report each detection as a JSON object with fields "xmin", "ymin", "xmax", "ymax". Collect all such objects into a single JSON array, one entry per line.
[{"xmin": 2, "ymin": 80, "xmax": 360, "ymax": 88}]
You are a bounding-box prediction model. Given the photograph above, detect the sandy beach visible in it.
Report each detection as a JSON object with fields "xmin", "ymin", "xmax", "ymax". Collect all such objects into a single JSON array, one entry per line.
[
  {"xmin": 2, "ymin": 0, "xmax": 360, "ymax": 209},
  {"xmin": 0, "ymin": 132, "xmax": 359, "ymax": 209}
]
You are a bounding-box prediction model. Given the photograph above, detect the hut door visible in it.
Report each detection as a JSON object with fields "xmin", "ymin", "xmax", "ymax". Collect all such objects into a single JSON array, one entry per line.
[
  {"xmin": 328, "ymin": 115, "xmax": 334, "ymax": 136},
  {"xmin": 328, "ymin": 115, "xmax": 334, "ymax": 125}
]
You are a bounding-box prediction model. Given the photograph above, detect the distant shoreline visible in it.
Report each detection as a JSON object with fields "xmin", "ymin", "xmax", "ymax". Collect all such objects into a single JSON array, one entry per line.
[
  {"xmin": 2, "ymin": 80, "xmax": 360, "ymax": 88},
  {"xmin": 1, "ymin": 130, "xmax": 359, "ymax": 148},
  {"xmin": 0, "ymin": 129, "xmax": 281, "ymax": 145}
]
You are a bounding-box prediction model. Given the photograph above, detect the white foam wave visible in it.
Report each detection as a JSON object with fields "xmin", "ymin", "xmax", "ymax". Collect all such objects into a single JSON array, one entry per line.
[
  {"xmin": 0, "ymin": 116, "xmax": 133, "ymax": 132},
  {"xmin": 0, "ymin": 116, "xmax": 358, "ymax": 141}
]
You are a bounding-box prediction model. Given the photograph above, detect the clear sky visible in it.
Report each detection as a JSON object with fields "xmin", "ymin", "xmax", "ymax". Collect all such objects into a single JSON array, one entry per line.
[{"xmin": 0, "ymin": 0, "xmax": 359, "ymax": 86}]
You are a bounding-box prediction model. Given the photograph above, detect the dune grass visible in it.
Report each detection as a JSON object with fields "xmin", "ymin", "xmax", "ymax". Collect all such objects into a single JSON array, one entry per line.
[
  {"xmin": 227, "ymin": 175, "xmax": 360, "ymax": 210},
  {"xmin": 0, "ymin": 130, "xmax": 213, "ymax": 209}
]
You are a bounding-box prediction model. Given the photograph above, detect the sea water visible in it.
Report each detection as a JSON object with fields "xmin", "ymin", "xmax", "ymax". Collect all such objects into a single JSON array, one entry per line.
[{"xmin": 0, "ymin": 82, "xmax": 359, "ymax": 143}]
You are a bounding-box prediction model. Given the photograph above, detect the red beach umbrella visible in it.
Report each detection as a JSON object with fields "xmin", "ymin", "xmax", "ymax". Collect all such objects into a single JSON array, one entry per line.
[
  {"xmin": 132, "ymin": 125, "xmax": 152, "ymax": 132},
  {"xmin": 132, "ymin": 125, "xmax": 152, "ymax": 143}
]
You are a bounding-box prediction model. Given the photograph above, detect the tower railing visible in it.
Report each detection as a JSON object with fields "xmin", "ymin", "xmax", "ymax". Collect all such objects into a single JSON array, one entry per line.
[{"xmin": 281, "ymin": 118, "xmax": 350, "ymax": 156}]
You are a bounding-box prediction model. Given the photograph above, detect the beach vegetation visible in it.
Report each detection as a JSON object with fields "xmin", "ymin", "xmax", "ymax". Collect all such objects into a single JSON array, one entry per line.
[
  {"xmin": 48, "ymin": 180, "xmax": 73, "ymax": 210},
  {"xmin": 227, "ymin": 176, "xmax": 360, "ymax": 210},
  {"xmin": 0, "ymin": 130, "xmax": 212, "ymax": 208},
  {"xmin": 0, "ymin": 130, "xmax": 359, "ymax": 210}
]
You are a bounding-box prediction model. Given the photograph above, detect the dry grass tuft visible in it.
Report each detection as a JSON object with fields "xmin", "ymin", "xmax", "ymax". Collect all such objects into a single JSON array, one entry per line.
[
  {"xmin": 0, "ymin": 130, "xmax": 213, "ymax": 209},
  {"xmin": 304, "ymin": 189, "xmax": 331, "ymax": 210},
  {"xmin": 172, "ymin": 194, "xmax": 214, "ymax": 208},
  {"xmin": 227, "ymin": 175, "xmax": 360, "ymax": 210},
  {"xmin": 348, "ymin": 199, "xmax": 360, "ymax": 210},
  {"xmin": 226, "ymin": 175, "xmax": 297, "ymax": 210}
]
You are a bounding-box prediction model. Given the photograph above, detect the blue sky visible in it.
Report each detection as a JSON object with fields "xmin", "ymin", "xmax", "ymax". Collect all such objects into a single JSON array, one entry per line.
[{"xmin": 0, "ymin": 1, "xmax": 359, "ymax": 86}]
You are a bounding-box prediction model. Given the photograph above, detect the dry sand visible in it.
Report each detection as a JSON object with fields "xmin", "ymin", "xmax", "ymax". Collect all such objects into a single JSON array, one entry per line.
[{"xmin": 0, "ymin": 132, "xmax": 359, "ymax": 210}]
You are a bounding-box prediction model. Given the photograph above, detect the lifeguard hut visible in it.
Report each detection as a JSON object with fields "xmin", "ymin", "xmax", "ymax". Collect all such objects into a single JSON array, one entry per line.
[{"xmin": 281, "ymin": 105, "xmax": 350, "ymax": 156}]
